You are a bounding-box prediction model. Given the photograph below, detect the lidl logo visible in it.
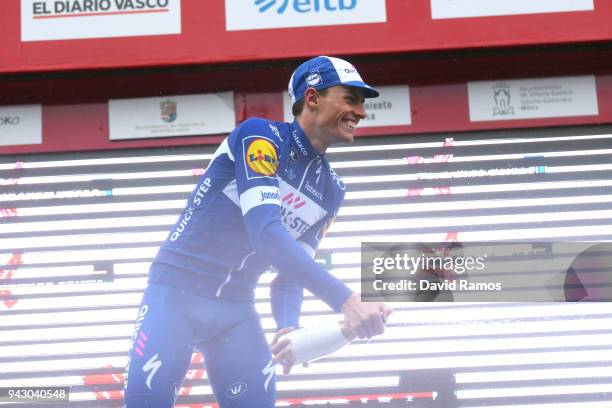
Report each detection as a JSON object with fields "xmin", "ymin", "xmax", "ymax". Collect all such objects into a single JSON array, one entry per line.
[
  {"xmin": 226, "ymin": 0, "xmax": 386, "ymax": 31},
  {"xmin": 246, "ymin": 138, "xmax": 279, "ymax": 176}
]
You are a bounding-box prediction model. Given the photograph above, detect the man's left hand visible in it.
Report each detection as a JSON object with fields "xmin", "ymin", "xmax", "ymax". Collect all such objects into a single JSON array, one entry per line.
[{"xmin": 270, "ymin": 327, "xmax": 308, "ymax": 374}]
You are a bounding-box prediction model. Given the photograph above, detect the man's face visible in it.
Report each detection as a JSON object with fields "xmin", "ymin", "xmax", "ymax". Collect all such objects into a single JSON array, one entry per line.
[{"xmin": 314, "ymin": 85, "xmax": 367, "ymax": 145}]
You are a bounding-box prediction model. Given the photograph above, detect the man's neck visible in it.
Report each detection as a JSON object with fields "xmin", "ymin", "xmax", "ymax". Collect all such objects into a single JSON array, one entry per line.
[{"xmin": 296, "ymin": 115, "xmax": 327, "ymax": 155}]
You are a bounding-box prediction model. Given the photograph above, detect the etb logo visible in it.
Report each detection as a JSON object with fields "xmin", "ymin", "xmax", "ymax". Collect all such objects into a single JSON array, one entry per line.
[
  {"xmin": 226, "ymin": 0, "xmax": 385, "ymax": 31},
  {"xmin": 255, "ymin": 0, "xmax": 357, "ymax": 13}
]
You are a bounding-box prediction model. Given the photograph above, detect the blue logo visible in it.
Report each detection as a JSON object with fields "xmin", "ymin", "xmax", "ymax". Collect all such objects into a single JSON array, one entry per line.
[
  {"xmin": 255, "ymin": 0, "xmax": 357, "ymax": 14},
  {"xmin": 255, "ymin": 0, "xmax": 289, "ymax": 13}
]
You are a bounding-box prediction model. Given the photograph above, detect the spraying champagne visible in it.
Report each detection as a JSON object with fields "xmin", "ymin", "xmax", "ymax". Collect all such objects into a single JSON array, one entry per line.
[{"xmin": 279, "ymin": 320, "xmax": 355, "ymax": 365}]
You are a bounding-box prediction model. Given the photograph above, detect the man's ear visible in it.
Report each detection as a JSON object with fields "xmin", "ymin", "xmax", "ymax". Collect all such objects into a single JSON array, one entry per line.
[{"xmin": 303, "ymin": 88, "xmax": 319, "ymax": 111}]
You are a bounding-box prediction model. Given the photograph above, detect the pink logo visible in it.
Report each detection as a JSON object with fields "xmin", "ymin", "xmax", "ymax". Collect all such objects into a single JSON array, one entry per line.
[{"xmin": 282, "ymin": 192, "xmax": 306, "ymax": 209}]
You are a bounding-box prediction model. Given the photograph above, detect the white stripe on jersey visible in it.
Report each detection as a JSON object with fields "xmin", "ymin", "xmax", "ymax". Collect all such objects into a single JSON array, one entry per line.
[
  {"xmin": 240, "ymin": 186, "xmax": 281, "ymax": 215},
  {"xmin": 211, "ymin": 138, "xmax": 234, "ymax": 163},
  {"xmin": 222, "ymin": 179, "xmax": 240, "ymax": 207}
]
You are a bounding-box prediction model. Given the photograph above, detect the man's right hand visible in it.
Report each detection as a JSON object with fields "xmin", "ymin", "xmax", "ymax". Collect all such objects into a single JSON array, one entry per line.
[{"xmin": 341, "ymin": 293, "xmax": 392, "ymax": 339}]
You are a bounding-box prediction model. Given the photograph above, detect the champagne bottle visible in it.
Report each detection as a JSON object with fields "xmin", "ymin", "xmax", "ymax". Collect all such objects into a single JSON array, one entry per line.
[{"xmin": 280, "ymin": 320, "xmax": 354, "ymax": 365}]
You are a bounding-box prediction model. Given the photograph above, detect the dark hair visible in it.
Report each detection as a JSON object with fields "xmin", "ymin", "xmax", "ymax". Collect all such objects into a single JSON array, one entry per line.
[{"xmin": 292, "ymin": 88, "xmax": 329, "ymax": 117}]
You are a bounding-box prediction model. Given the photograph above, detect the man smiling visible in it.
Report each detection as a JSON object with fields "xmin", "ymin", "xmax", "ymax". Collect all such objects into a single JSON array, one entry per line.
[{"xmin": 124, "ymin": 56, "xmax": 391, "ymax": 407}]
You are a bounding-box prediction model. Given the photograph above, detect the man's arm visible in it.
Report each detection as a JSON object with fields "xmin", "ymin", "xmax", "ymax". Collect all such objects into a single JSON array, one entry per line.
[
  {"xmin": 270, "ymin": 273, "xmax": 303, "ymax": 330},
  {"xmin": 231, "ymin": 119, "xmax": 352, "ymax": 311},
  {"xmin": 232, "ymin": 119, "xmax": 389, "ymax": 334},
  {"xmin": 270, "ymin": 215, "xmax": 330, "ymax": 330}
]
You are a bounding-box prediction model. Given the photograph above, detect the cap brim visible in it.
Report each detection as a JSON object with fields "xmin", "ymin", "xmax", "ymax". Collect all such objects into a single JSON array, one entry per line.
[{"xmin": 343, "ymin": 81, "xmax": 380, "ymax": 98}]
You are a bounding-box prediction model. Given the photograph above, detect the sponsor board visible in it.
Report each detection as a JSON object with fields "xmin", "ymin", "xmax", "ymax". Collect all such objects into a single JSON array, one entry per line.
[
  {"xmin": 109, "ymin": 93, "xmax": 235, "ymax": 140},
  {"xmin": 283, "ymin": 85, "xmax": 411, "ymax": 127},
  {"xmin": 225, "ymin": 0, "xmax": 386, "ymax": 31},
  {"xmin": 0, "ymin": 105, "xmax": 42, "ymax": 147},
  {"xmin": 21, "ymin": 0, "xmax": 181, "ymax": 41},
  {"xmin": 431, "ymin": 0, "xmax": 594, "ymax": 19},
  {"xmin": 468, "ymin": 76, "xmax": 598, "ymax": 122}
]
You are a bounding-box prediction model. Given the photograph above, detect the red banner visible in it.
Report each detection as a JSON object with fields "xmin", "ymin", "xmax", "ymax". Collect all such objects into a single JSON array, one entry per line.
[{"xmin": 2, "ymin": 0, "xmax": 612, "ymax": 74}]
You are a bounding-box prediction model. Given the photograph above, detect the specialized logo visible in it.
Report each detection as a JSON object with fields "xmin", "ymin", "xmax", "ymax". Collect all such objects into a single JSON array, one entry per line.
[
  {"xmin": 262, "ymin": 360, "xmax": 275, "ymax": 392},
  {"xmin": 142, "ymin": 353, "xmax": 162, "ymax": 391},
  {"xmin": 246, "ymin": 138, "xmax": 279, "ymax": 176},
  {"xmin": 160, "ymin": 100, "xmax": 177, "ymax": 123},
  {"xmin": 268, "ymin": 123, "xmax": 282, "ymax": 141},
  {"xmin": 255, "ymin": 0, "xmax": 357, "ymax": 14},
  {"xmin": 226, "ymin": 381, "xmax": 248, "ymax": 399},
  {"xmin": 315, "ymin": 164, "xmax": 322, "ymax": 185}
]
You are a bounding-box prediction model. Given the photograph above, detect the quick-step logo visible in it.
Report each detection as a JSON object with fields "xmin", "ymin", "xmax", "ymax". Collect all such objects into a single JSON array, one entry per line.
[{"xmin": 225, "ymin": 0, "xmax": 386, "ymax": 31}]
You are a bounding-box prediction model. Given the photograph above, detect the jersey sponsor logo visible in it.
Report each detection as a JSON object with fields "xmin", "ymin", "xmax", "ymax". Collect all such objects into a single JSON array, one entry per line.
[
  {"xmin": 260, "ymin": 190, "xmax": 281, "ymax": 202},
  {"xmin": 240, "ymin": 186, "xmax": 281, "ymax": 214},
  {"xmin": 170, "ymin": 177, "xmax": 212, "ymax": 241},
  {"xmin": 282, "ymin": 192, "xmax": 306, "ymax": 209},
  {"xmin": 279, "ymin": 179, "xmax": 327, "ymax": 238},
  {"xmin": 129, "ymin": 305, "xmax": 149, "ymax": 353},
  {"xmin": 280, "ymin": 209, "xmax": 311, "ymax": 235},
  {"xmin": 246, "ymin": 138, "xmax": 279, "ymax": 176},
  {"xmin": 193, "ymin": 177, "xmax": 213, "ymax": 206},
  {"xmin": 304, "ymin": 180, "xmax": 323, "ymax": 201},
  {"xmin": 226, "ymin": 381, "xmax": 248, "ymax": 399},
  {"xmin": 268, "ymin": 123, "xmax": 282, "ymax": 141},
  {"xmin": 292, "ymin": 128, "xmax": 309, "ymax": 156},
  {"xmin": 142, "ymin": 353, "xmax": 162, "ymax": 391},
  {"xmin": 280, "ymin": 193, "xmax": 311, "ymax": 235}
]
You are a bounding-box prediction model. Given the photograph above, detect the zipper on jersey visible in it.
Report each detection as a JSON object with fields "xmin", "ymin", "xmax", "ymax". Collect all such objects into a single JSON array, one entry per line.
[
  {"xmin": 215, "ymin": 251, "xmax": 256, "ymax": 298},
  {"xmin": 297, "ymin": 156, "xmax": 320, "ymax": 191}
]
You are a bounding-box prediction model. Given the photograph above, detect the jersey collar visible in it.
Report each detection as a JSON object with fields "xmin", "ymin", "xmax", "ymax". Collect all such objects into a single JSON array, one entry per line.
[{"xmin": 290, "ymin": 120, "xmax": 320, "ymax": 158}]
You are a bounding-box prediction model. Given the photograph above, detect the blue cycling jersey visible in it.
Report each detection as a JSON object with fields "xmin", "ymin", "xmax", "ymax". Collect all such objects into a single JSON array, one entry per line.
[{"xmin": 149, "ymin": 118, "xmax": 353, "ymax": 328}]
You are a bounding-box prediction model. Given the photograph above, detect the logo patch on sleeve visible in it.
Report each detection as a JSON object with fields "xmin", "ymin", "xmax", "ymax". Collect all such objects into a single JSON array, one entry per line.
[{"xmin": 245, "ymin": 138, "xmax": 279, "ymax": 177}]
